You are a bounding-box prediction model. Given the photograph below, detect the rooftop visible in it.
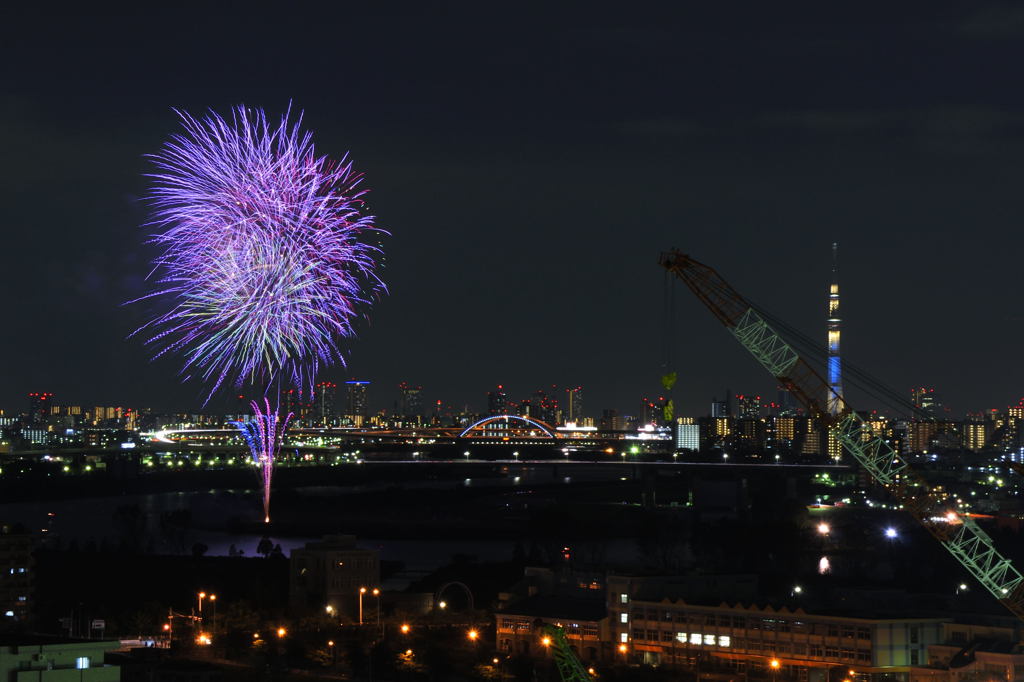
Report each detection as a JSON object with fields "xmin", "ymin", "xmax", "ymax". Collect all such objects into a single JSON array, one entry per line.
[{"xmin": 500, "ymin": 595, "xmax": 607, "ymax": 622}]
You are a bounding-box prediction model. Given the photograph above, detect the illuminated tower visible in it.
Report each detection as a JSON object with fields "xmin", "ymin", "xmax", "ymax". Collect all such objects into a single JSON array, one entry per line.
[{"xmin": 826, "ymin": 243, "xmax": 844, "ymax": 416}]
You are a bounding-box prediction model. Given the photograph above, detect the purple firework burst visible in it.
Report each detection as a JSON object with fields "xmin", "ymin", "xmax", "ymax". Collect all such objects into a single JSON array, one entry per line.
[{"xmin": 134, "ymin": 105, "xmax": 385, "ymax": 399}]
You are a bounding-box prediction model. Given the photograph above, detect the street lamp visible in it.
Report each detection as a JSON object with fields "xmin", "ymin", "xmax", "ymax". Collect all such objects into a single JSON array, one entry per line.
[
  {"xmin": 816, "ymin": 522, "xmax": 830, "ymax": 536},
  {"xmin": 198, "ymin": 591, "xmax": 206, "ymax": 615},
  {"xmin": 438, "ymin": 600, "xmax": 447, "ymax": 610},
  {"xmin": 276, "ymin": 627, "xmax": 287, "ymax": 639},
  {"xmin": 372, "ymin": 588, "xmax": 382, "ymax": 637},
  {"xmin": 468, "ymin": 629, "xmax": 479, "ymax": 642},
  {"xmin": 209, "ymin": 594, "xmax": 217, "ymax": 632},
  {"xmin": 359, "ymin": 587, "xmax": 367, "ymax": 625},
  {"xmin": 400, "ymin": 623, "xmax": 410, "ymax": 634}
]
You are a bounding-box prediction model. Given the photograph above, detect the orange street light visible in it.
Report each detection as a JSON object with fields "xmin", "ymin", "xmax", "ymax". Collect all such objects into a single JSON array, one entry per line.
[
  {"xmin": 162, "ymin": 623, "xmax": 171, "ymax": 632},
  {"xmin": 618, "ymin": 643, "xmax": 628, "ymax": 654},
  {"xmin": 468, "ymin": 629, "xmax": 479, "ymax": 641},
  {"xmin": 372, "ymin": 587, "xmax": 380, "ymax": 596},
  {"xmin": 541, "ymin": 635, "xmax": 552, "ymax": 647},
  {"xmin": 277, "ymin": 627, "xmax": 287, "ymax": 638},
  {"xmin": 400, "ymin": 623, "xmax": 410, "ymax": 634},
  {"xmin": 328, "ymin": 640, "xmax": 335, "ymax": 647},
  {"xmin": 770, "ymin": 659, "xmax": 781, "ymax": 669}
]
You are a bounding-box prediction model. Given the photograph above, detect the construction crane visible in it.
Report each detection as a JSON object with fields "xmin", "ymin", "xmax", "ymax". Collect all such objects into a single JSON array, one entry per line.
[
  {"xmin": 540, "ymin": 624, "xmax": 593, "ymax": 682},
  {"xmin": 659, "ymin": 250, "xmax": 1024, "ymax": 621}
]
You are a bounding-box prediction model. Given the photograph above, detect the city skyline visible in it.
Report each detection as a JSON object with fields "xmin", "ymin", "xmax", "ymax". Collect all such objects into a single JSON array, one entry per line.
[{"xmin": 3, "ymin": 5, "xmax": 1024, "ymax": 417}]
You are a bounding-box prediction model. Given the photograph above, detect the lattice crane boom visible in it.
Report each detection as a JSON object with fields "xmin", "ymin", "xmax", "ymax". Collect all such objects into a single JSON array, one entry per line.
[
  {"xmin": 540, "ymin": 624, "xmax": 593, "ymax": 682},
  {"xmin": 660, "ymin": 250, "xmax": 1024, "ymax": 622}
]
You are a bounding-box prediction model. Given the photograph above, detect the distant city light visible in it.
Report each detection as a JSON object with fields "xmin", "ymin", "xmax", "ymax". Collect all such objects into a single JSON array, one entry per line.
[{"xmin": 884, "ymin": 527, "xmax": 898, "ymax": 539}]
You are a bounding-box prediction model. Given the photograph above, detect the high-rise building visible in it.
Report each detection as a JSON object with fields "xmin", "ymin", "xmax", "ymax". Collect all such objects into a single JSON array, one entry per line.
[
  {"xmin": 282, "ymin": 389, "xmax": 301, "ymax": 418},
  {"xmin": 964, "ymin": 421, "xmax": 988, "ymax": 452},
  {"xmin": 530, "ymin": 387, "xmax": 560, "ymax": 424},
  {"xmin": 711, "ymin": 390, "xmax": 731, "ymax": 418},
  {"xmin": 344, "ymin": 381, "xmax": 369, "ymax": 419},
  {"xmin": 27, "ymin": 393, "xmax": 53, "ymax": 425},
  {"xmin": 565, "ymin": 386, "xmax": 584, "ymax": 423},
  {"xmin": 487, "ymin": 385, "xmax": 508, "ymax": 415},
  {"xmin": 640, "ymin": 398, "xmax": 660, "ymax": 425},
  {"xmin": 736, "ymin": 394, "xmax": 761, "ymax": 419},
  {"xmin": 911, "ymin": 387, "xmax": 941, "ymax": 418},
  {"xmin": 826, "ymin": 243, "xmax": 844, "ymax": 415},
  {"xmin": 675, "ymin": 417, "xmax": 699, "ymax": 450},
  {"xmin": 314, "ymin": 382, "xmax": 337, "ymax": 423},
  {"xmin": 776, "ymin": 386, "xmax": 799, "ymax": 416},
  {"xmin": 600, "ymin": 409, "xmax": 626, "ymax": 431},
  {"xmin": 397, "ymin": 382, "xmax": 423, "ymax": 417}
]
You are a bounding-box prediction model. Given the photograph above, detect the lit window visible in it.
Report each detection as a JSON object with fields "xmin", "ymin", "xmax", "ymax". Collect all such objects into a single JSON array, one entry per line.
[
  {"xmin": 719, "ymin": 636, "xmax": 731, "ymax": 647},
  {"xmin": 620, "ymin": 633, "xmax": 628, "ymax": 643},
  {"xmin": 621, "ymin": 613, "xmax": 629, "ymax": 623},
  {"xmin": 690, "ymin": 633, "xmax": 702, "ymax": 645},
  {"xmin": 620, "ymin": 593, "xmax": 628, "ymax": 604},
  {"xmin": 75, "ymin": 657, "xmax": 90, "ymax": 669},
  {"xmin": 704, "ymin": 634, "xmax": 716, "ymax": 645},
  {"xmin": 676, "ymin": 632, "xmax": 687, "ymax": 643}
]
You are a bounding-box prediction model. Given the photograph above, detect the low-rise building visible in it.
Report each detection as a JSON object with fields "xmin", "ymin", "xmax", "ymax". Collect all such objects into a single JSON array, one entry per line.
[
  {"xmin": 0, "ymin": 635, "xmax": 120, "ymax": 680},
  {"xmin": 0, "ymin": 524, "xmax": 34, "ymax": 623},
  {"xmin": 497, "ymin": 595, "xmax": 609, "ymax": 664},
  {"xmin": 289, "ymin": 535, "xmax": 379, "ymax": 621},
  {"xmin": 911, "ymin": 621, "xmax": 1024, "ymax": 682}
]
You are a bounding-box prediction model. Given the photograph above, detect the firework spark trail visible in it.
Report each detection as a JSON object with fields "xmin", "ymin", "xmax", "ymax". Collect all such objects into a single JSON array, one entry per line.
[
  {"xmin": 235, "ymin": 399, "xmax": 293, "ymax": 523},
  {"xmin": 133, "ymin": 105, "xmax": 385, "ymax": 522}
]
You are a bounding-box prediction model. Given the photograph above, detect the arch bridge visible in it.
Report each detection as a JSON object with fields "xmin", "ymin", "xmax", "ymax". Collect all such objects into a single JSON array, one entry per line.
[{"xmin": 456, "ymin": 415, "xmax": 559, "ymax": 440}]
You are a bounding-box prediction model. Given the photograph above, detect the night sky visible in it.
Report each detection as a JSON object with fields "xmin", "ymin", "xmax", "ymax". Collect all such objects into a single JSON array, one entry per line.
[{"xmin": 3, "ymin": 4, "xmax": 1023, "ymax": 418}]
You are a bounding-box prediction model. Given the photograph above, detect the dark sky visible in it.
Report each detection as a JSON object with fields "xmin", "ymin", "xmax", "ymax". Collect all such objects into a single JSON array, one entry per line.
[{"xmin": 2, "ymin": 4, "xmax": 1023, "ymax": 418}]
